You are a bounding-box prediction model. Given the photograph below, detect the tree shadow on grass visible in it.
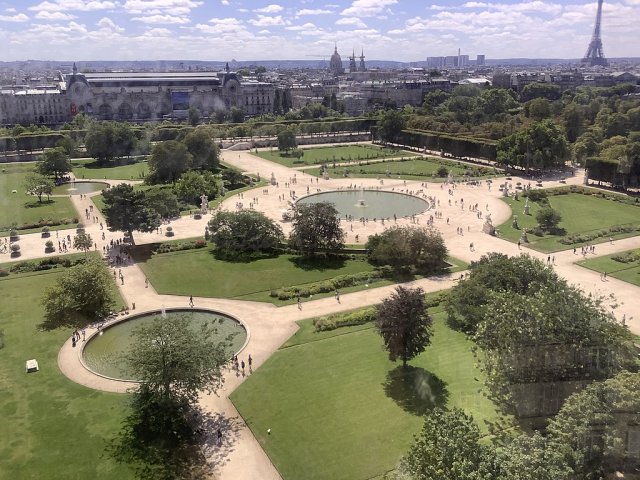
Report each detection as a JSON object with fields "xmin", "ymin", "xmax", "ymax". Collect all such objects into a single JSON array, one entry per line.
[
  {"xmin": 383, "ymin": 365, "xmax": 449, "ymax": 416},
  {"xmin": 24, "ymin": 199, "xmax": 55, "ymax": 209},
  {"xmin": 288, "ymin": 254, "xmax": 347, "ymax": 271}
]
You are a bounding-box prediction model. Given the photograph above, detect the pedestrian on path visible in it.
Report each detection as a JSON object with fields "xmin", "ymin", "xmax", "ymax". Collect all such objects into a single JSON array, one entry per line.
[
  {"xmin": 297, "ymin": 296, "xmax": 302, "ymax": 310},
  {"xmin": 145, "ymin": 278, "xmax": 148, "ymax": 288},
  {"xmin": 217, "ymin": 429, "xmax": 223, "ymax": 446},
  {"xmin": 189, "ymin": 295, "xmax": 194, "ymax": 307},
  {"xmin": 248, "ymin": 354, "xmax": 253, "ymax": 371},
  {"xmin": 241, "ymin": 360, "xmax": 245, "ymax": 375},
  {"xmin": 335, "ymin": 289, "xmax": 340, "ymax": 303}
]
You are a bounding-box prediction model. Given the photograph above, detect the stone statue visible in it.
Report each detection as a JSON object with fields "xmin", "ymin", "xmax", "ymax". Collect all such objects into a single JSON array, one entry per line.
[
  {"xmin": 200, "ymin": 194, "xmax": 209, "ymax": 214},
  {"xmin": 270, "ymin": 172, "xmax": 277, "ymax": 186},
  {"xmin": 520, "ymin": 229, "xmax": 529, "ymax": 243},
  {"xmin": 323, "ymin": 170, "xmax": 330, "ymax": 180},
  {"xmin": 523, "ymin": 198, "xmax": 530, "ymax": 215},
  {"xmin": 512, "ymin": 215, "xmax": 519, "ymax": 229},
  {"xmin": 502, "ymin": 184, "xmax": 509, "ymax": 197},
  {"xmin": 483, "ymin": 213, "xmax": 495, "ymax": 236}
]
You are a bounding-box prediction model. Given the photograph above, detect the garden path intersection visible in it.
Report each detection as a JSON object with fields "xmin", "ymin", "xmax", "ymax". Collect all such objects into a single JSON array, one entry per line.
[{"xmin": 5, "ymin": 142, "xmax": 640, "ymax": 480}]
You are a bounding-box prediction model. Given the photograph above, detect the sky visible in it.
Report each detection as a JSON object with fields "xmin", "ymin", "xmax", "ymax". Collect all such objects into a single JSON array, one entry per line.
[{"xmin": 0, "ymin": 0, "xmax": 638, "ymax": 62}]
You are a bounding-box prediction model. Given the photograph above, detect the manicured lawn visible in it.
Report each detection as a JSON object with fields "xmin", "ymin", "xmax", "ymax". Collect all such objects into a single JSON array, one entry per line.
[
  {"xmin": 71, "ymin": 158, "xmax": 149, "ymax": 181},
  {"xmin": 578, "ymin": 248, "xmax": 640, "ymax": 287},
  {"xmin": 134, "ymin": 248, "xmax": 379, "ymax": 302},
  {"xmin": 231, "ymin": 311, "xmax": 515, "ymax": 480},
  {"xmin": 254, "ymin": 144, "xmax": 416, "ymax": 168},
  {"xmin": 304, "ymin": 157, "xmax": 497, "ymax": 182},
  {"xmin": 0, "ymin": 162, "xmax": 78, "ymax": 234},
  {"xmin": 498, "ymin": 192, "xmax": 640, "ymax": 253},
  {"xmin": 0, "ymin": 268, "xmax": 133, "ymax": 480}
]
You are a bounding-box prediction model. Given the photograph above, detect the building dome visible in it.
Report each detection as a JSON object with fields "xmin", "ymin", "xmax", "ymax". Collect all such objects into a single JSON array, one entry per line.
[{"xmin": 329, "ymin": 45, "xmax": 344, "ymax": 75}]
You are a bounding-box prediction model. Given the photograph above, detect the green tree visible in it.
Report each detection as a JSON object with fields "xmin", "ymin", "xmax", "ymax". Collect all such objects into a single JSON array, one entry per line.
[
  {"xmin": 366, "ymin": 226, "xmax": 447, "ymax": 274},
  {"xmin": 230, "ymin": 107, "xmax": 244, "ymax": 123},
  {"xmin": 375, "ymin": 286, "xmax": 432, "ymax": 368},
  {"xmin": 497, "ymin": 433, "xmax": 572, "ymax": 480},
  {"xmin": 288, "ymin": 202, "xmax": 345, "ymax": 255},
  {"xmin": 399, "ymin": 408, "xmax": 499, "ymax": 480},
  {"xmin": 277, "ymin": 128, "xmax": 297, "ymax": 152},
  {"xmin": 535, "ymin": 206, "xmax": 561, "ymax": 231},
  {"xmin": 208, "ymin": 210, "xmax": 284, "ymax": 259},
  {"xmin": 148, "ymin": 140, "xmax": 192, "ymax": 183},
  {"xmin": 174, "ymin": 170, "xmax": 222, "ymax": 205},
  {"xmin": 56, "ymin": 135, "xmax": 78, "ymax": 157},
  {"xmin": 378, "ymin": 109, "xmax": 406, "ymax": 144},
  {"xmin": 446, "ymin": 254, "xmax": 559, "ymax": 334},
  {"xmin": 546, "ymin": 372, "xmax": 640, "ymax": 478},
  {"xmin": 73, "ymin": 232, "xmax": 93, "ymax": 257},
  {"xmin": 144, "ymin": 188, "xmax": 180, "ymax": 219},
  {"xmin": 111, "ymin": 315, "xmax": 229, "ymax": 479},
  {"xmin": 102, "ymin": 184, "xmax": 161, "ymax": 243},
  {"xmin": 24, "ymin": 172, "xmax": 54, "ymax": 203},
  {"xmin": 37, "ymin": 147, "xmax": 72, "ymax": 181},
  {"xmin": 562, "ymin": 103, "xmax": 585, "ymax": 142},
  {"xmin": 521, "ymin": 82, "xmax": 561, "ymax": 102},
  {"xmin": 41, "ymin": 259, "xmax": 115, "ymax": 329},
  {"xmin": 187, "ymin": 107, "xmax": 200, "ymax": 126},
  {"xmin": 85, "ymin": 122, "xmax": 136, "ymax": 165},
  {"xmin": 183, "ymin": 129, "xmax": 219, "ymax": 170},
  {"xmin": 496, "ymin": 120, "xmax": 569, "ymax": 171},
  {"xmin": 480, "ymin": 88, "xmax": 517, "ymax": 117},
  {"xmin": 525, "ymin": 98, "xmax": 552, "ymax": 121}
]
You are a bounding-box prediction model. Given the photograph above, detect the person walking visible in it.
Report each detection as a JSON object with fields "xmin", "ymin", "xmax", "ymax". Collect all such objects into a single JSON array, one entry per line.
[
  {"xmin": 189, "ymin": 295, "xmax": 194, "ymax": 307},
  {"xmin": 248, "ymin": 354, "xmax": 253, "ymax": 370},
  {"xmin": 335, "ymin": 289, "xmax": 340, "ymax": 303},
  {"xmin": 217, "ymin": 428, "xmax": 223, "ymax": 446}
]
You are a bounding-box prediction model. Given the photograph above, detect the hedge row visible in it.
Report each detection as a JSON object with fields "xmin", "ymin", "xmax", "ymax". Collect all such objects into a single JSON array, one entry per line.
[
  {"xmin": 538, "ymin": 185, "xmax": 640, "ymax": 206},
  {"xmin": 559, "ymin": 224, "xmax": 640, "ymax": 245},
  {"xmin": 153, "ymin": 239, "xmax": 207, "ymax": 254},
  {"xmin": 392, "ymin": 129, "xmax": 498, "ymax": 161},
  {"xmin": 269, "ymin": 266, "xmax": 394, "ymax": 301},
  {"xmin": 611, "ymin": 250, "xmax": 640, "ymax": 264},
  {"xmin": 313, "ymin": 307, "xmax": 377, "ymax": 332},
  {"xmin": 4, "ymin": 256, "xmax": 86, "ymax": 275},
  {"xmin": 1, "ymin": 217, "xmax": 79, "ymax": 233}
]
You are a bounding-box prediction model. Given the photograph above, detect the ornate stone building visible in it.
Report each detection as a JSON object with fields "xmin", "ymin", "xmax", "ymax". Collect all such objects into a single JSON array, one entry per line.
[{"xmin": 0, "ymin": 63, "xmax": 275, "ymax": 126}]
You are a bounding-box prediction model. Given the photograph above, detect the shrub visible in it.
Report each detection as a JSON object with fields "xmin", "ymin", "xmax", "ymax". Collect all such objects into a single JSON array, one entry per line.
[
  {"xmin": 41, "ymin": 226, "xmax": 50, "ymax": 238},
  {"xmin": 524, "ymin": 189, "xmax": 548, "ymax": 203},
  {"xmin": 45, "ymin": 240, "xmax": 55, "ymax": 253},
  {"xmin": 611, "ymin": 251, "xmax": 640, "ymax": 263},
  {"xmin": 9, "ymin": 256, "xmax": 85, "ymax": 274},
  {"xmin": 9, "ymin": 229, "xmax": 18, "ymax": 240},
  {"xmin": 436, "ymin": 165, "xmax": 449, "ymax": 177},
  {"xmin": 76, "ymin": 223, "xmax": 85, "ymax": 234},
  {"xmin": 0, "ymin": 269, "xmax": 8, "ymax": 277},
  {"xmin": 10, "ymin": 244, "xmax": 20, "ymax": 257},
  {"xmin": 536, "ymin": 206, "xmax": 561, "ymax": 231},
  {"xmin": 313, "ymin": 307, "xmax": 377, "ymax": 332},
  {"xmin": 165, "ymin": 226, "xmax": 174, "ymax": 237}
]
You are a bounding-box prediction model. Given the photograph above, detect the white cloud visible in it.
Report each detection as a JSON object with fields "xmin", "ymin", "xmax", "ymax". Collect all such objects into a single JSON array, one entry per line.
[
  {"xmin": 209, "ymin": 17, "xmax": 241, "ymax": 25},
  {"xmin": 254, "ymin": 4, "xmax": 283, "ymax": 13},
  {"xmin": 296, "ymin": 8, "xmax": 333, "ymax": 16},
  {"xmin": 336, "ymin": 17, "xmax": 367, "ymax": 28},
  {"xmin": 141, "ymin": 27, "xmax": 172, "ymax": 36},
  {"xmin": 28, "ymin": 1, "xmax": 116, "ymax": 12},
  {"xmin": 5, "ymin": 7, "xmax": 17, "ymax": 13},
  {"xmin": 286, "ymin": 22, "xmax": 316, "ymax": 31},
  {"xmin": 0, "ymin": 13, "xmax": 29, "ymax": 22},
  {"xmin": 248, "ymin": 15, "xmax": 287, "ymax": 26},
  {"xmin": 123, "ymin": 0, "xmax": 202, "ymax": 13},
  {"xmin": 221, "ymin": 0, "xmax": 230, "ymax": 4},
  {"xmin": 132, "ymin": 14, "xmax": 190, "ymax": 24},
  {"xmin": 341, "ymin": 0, "xmax": 397, "ymax": 17},
  {"xmin": 35, "ymin": 11, "xmax": 77, "ymax": 20},
  {"xmin": 97, "ymin": 16, "xmax": 124, "ymax": 32}
]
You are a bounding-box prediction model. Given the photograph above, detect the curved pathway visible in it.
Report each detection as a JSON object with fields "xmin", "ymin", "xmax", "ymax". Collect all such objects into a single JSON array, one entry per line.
[{"xmin": 5, "ymin": 142, "xmax": 638, "ymax": 480}]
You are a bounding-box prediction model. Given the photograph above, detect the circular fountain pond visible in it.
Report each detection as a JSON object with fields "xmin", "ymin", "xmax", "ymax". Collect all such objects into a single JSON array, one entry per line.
[
  {"xmin": 296, "ymin": 190, "xmax": 429, "ymax": 219},
  {"xmin": 82, "ymin": 308, "xmax": 247, "ymax": 381},
  {"xmin": 53, "ymin": 181, "xmax": 109, "ymax": 195}
]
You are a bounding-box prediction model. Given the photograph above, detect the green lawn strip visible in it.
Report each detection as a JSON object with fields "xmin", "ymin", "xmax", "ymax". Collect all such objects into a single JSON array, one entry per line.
[
  {"xmin": 577, "ymin": 249, "xmax": 640, "ymax": 287},
  {"xmin": 303, "ymin": 157, "xmax": 496, "ymax": 181},
  {"xmin": 0, "ymin": 167, "xmax": 79, "ymax": 234},
  {"xmin": 254, "ymin": 144, "xmax": 416, "ymax": 168},
  {"xmin": 135, "ymin": 249, "xmax": 377, "ymax": 299},
  {"xmin": 71, "ymin": 158, "xmax": 149, "ymax": 181},
  {"xmin": 231, "ymin": 313, "xmax": 514, "ymax": 480},
  {"xmin": 497, "ymin": 193, "xmax": 640, "ymax": 253},
  {"xmin": 0, "ymin": 270, "xmax": 132, "ymax": 479}
]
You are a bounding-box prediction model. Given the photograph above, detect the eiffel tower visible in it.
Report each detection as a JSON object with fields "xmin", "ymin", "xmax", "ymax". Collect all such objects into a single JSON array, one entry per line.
[{"xmin": 582, "ymin": 0, "xmax": 609, "ymax": 67}]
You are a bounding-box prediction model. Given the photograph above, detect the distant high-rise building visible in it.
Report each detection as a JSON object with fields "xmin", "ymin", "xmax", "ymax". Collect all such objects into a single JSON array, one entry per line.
[
  {"xmin": 477, "ymin": 55, "xmax": 486, "ymax": 66},
  {"xmin": 459, "ymin": 55, "xmax": 470, "ymax": 67},
  {"xmin": 426, "ymin": 57, "xmax": 445, "ymax": 68},
  {"xmin": 445, "ymin": 56, "xmax": 458, "ymax": 67}
]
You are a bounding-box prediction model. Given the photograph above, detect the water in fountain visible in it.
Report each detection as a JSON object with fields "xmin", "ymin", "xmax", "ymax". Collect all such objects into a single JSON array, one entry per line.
[{"xmin": 357, "ymin": 187, "xmax": 366, "ymax": 207}]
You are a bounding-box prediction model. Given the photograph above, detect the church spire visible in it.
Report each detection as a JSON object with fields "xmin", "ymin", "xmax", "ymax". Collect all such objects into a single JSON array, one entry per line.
[{"xmin": 72, "ymin": 62, "xmax": 78, "ymax": 75}]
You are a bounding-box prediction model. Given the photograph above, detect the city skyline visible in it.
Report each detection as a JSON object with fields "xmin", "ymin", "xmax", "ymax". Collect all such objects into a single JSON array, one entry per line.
[{"xmin": 0, "ymin": 0, "xmax": 638, "ymax": 62}]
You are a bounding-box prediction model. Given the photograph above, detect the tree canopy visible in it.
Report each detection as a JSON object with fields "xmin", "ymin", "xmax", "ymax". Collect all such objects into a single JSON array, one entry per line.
[
  {"xmin": 85, "ymin": 122, "xmax": 137, "ymax": 165},
  {"xmin": 288, "ymin": 202, "xmax": 345, "ymax": 255},
  {"xmin": 24, "ymin": 172, "xmax": 54, "ymax": 203},
  {"xmin": 208, "ymin": 210, "xmax": 284, "ymax": 259},
  {"xmin": 37, "ymin": 147, "xmax": 72, "ymax": 180},
  {"xmin": 41, "ymin": 258, "xmax": 115, "ymax": 329},
  {"xmin": 183, "ymin": 129, "xmax": 219, "ymax": 170},
  {"xmin": 277, "ymin": 128, "xmax": 297, "ymax": 152},
  {"xmin": 174, "ymin": 170, "xmax": 223, "ymax": 205},
  {"xmin": 496, "ymin": 119, "xmax": 569, "ymax": 170},
  {"xmin": 102, "ymin": 184, "xmax": 161, "ymax": 242},
  {"xmin": 366, "ymin": 225, "xmax": 447, "ymax": 274},
  {"xmin": 375, "ymin": 286, "xmax": 432, "ymax": 368},
  {"xmin": 148, "ymin": 140, "xmax": 192, "ymax": 184},
  {"xmin": 144, "ymin": 187, "xmax": 180, "ymax": 219},
  {"xmin": 377, "ymin": 109, "xmax": 406, "ymax": 144}
]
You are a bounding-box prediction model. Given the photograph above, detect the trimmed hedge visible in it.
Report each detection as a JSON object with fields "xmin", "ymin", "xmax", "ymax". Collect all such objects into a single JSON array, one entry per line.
[
  {"xmin": 313, "ymin": 307, "xmax": 377, "ymax": 332},
  {"xmin": 611, "ymin": 251, "xmax": 640, "ymax": 264},
  {"xmin": 153, "ymin": 239, "xmax": 207, "ymax": 254},
  {"xmin": 8, "ymin": 256, "xmax": 86, "ymax": 274},
  {"xmin": 559, "ymin": 224, "xmax": 640, "ymax": 245},
  {"xmin": 269, "ymin": 266, "xmax": 394, "ymax": 301},
  {"xmin": 1, "ymin": 217, "xmax": 79, "ymax": 234},
  {"xmin": 391, "ymin": 128, "xmax": 497, "ymax": 161}
]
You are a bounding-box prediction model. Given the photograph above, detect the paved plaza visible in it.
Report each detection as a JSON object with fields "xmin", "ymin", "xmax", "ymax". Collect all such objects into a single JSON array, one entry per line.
[{"xmin": 4, "ymin": 143, "xmax": 640, "ymax": 479}]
